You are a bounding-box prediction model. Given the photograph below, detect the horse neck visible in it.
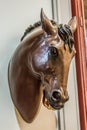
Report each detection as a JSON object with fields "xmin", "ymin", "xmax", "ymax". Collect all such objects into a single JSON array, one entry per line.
[{"xmin": 22, "ymin": 30, "xmax": 44, "ymax": 79}]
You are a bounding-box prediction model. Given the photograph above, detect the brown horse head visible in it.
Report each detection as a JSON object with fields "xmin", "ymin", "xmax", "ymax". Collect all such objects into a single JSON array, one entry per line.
[
  {"xmin": 8, "ymin": 9, "xmax": 77, "ymax": 123},
  {"xmin": 32, "ymin": 9, "xmax": 77, "ymax": 110}
]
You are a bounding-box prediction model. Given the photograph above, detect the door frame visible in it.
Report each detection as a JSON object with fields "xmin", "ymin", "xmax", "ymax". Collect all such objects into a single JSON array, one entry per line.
[{"xmin": 71, "ymin": 0, "xmax": 87, "ymax": 130}]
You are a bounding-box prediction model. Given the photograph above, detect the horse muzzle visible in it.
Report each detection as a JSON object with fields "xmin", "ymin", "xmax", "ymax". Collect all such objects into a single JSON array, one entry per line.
[{"xmin": 43, "ymin": 88, "xmax": 69, "ymax": 110}]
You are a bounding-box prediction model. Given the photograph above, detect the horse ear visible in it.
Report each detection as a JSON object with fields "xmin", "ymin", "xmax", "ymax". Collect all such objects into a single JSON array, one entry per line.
[
  {"xmin": 68, "ymin": 16, "xmax": 77, "ymax": 33},
  {"xmin": 40, "ymin": 8, "xmax": 57, "ymax": 35}
]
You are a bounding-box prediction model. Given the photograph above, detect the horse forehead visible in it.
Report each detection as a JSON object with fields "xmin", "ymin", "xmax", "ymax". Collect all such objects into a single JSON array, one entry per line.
[
  {"xmin": 49, "ymin": 39, "xmax": 63, "ymax": 48},
  {"xmin": 45, "ymin": 36, "xmax": 62, "ymax": 47}
]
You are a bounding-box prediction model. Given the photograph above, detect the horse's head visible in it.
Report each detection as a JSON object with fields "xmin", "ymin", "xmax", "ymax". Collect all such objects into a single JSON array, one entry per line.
[{"xmin": 32, "ymin": 9, "xmax": 77, "ymax": 110}]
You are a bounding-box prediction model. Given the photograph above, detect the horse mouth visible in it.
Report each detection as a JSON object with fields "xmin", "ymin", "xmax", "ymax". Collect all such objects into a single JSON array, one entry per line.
[
  {"xmin": 43, "ymin": 97, "xmax": 64, "ymax": 110},
  {"xmin": 43, "ymin": 97, "xmax": 55, "ymax": 110}
]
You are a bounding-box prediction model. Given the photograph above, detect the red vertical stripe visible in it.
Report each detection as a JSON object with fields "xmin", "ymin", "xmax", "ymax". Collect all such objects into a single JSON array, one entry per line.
[{"xmin": 71, "ymin": 0, "xmax": 87, "ymax": 130}]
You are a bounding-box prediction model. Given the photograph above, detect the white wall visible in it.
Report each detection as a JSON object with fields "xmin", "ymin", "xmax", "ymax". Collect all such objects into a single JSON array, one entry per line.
[{"xmin": 0, "ymin": 1, "xmax": 52, "ymax": 130}]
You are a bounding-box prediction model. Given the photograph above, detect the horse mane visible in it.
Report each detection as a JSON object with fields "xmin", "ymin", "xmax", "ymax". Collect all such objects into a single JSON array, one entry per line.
[
  {"xmin": 21, "ymin": 20, "xmax": 57, "ymax": 41},
  {"xmin": 21, "ymin": 20, "xmax": 74, "ymax": 52}
]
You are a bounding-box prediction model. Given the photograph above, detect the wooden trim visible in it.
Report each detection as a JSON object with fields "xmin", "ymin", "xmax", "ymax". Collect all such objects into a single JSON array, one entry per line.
[{"xmin": 71, "ymin": 0, "xmax": 87, "ymax": 130}]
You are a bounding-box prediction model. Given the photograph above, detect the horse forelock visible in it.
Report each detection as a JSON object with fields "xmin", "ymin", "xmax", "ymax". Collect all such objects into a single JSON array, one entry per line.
[{"xmin": 58, "ymin": 24, "xmax": 74, "ymax": 52}]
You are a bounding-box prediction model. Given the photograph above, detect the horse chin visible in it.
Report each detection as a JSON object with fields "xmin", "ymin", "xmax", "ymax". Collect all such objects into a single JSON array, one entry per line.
[
  {"xmin": 43, "ymin": 97, "xmax": 64, "ymax": 110},
  {"xmin": 49, "ymin": 102, "xmax": 64, "ymax": 110}
]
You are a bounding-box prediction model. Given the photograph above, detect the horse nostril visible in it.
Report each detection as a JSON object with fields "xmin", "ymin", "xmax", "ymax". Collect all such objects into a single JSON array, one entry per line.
[{"xmin": 51, "ymin": 89, "xmax": 61, "ymax": 102}]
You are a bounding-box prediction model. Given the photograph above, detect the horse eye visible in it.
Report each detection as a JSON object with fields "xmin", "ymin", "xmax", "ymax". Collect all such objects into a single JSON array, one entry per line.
[{"xmin": 50, "ymin": 47, "xmax": 58, "ymax": 57}]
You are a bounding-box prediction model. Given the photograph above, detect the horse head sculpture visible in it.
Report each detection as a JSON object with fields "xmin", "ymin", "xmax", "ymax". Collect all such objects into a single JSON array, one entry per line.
[{"xmin": 8, "ymin": 9, "xmax": 77, "ymax": 123}]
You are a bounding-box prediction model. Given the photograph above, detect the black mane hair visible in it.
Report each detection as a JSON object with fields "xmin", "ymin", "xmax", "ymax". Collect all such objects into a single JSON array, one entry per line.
[{"xmin": 58, "ymin": 24, "xmax": 74, "ymax": 52}]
